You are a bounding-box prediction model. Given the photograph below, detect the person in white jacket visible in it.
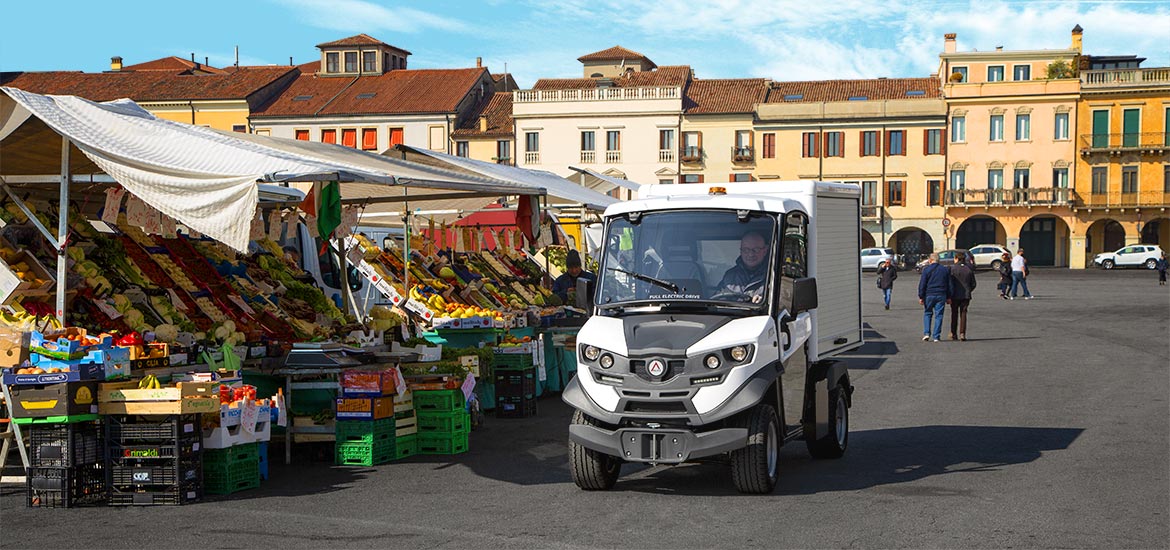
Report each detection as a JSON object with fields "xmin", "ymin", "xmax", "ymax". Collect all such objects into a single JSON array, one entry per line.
[{"xmin": 1009, "ymin": 248, "xmax": 1032, "ymax": 300}]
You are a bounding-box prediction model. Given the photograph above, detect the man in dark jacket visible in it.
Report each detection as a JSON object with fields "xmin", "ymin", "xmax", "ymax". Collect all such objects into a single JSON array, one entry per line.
[
  {"xmin": 918, "ymin": 252, "xmax": 952, "ymax": 342},
  {"xmin": 877, "ymin": 258, "xmax": 898, "ymax": 310},
  {"xmin": 948, "ymin": 251, "xmax": 977, "ymax": 341},
  {"xmin": 553, "ymin": 250, "xmax": 595, "ymax": 304},
  {"xmin": 716, "ymin": 231, "xmax": 768, "ymax": 302}
]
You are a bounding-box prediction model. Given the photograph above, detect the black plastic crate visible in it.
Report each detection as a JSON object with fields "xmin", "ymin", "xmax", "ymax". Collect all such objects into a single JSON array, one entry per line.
[
  {"xmin": 26, "ymin": 465, "xmax": 106, "ymax": 508},
  {"xmin": 495, "ymin": 395, "xmax": 537, "ymax": 419},
  {"xmin": 28, "ymin": 421, "xmax": 103, "ymax": 468},
  {"xmin": 104, "ymin": 414, "xmax": 201, "ymax": 442},
  {"xmin": 108, "ymin": 483, "xmax": 202, "ymax": 506},
  {"xmin": 106, "ymin": 440, "xmax": 201, "ymax": 463},
  {"xmin": 494, "ymin": 369, "xmax": 536, "ymax": 398},
  {"xmin": 108, "ymin": 460, "xmax": 202, "ymax": 487}
]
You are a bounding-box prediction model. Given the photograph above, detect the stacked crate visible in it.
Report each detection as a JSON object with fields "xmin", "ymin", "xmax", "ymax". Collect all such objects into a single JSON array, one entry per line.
[
  {"xmin": 413, "ymin": 390, "xmax": 469, "ymax": 455},
  {"xmin": 22, "ymin": 416, "xmax": 106, "ymax": 508},
  {"xmin": 203, "ymin": 442, "xmax": 261, "ymax": 494},
  {"xmin": 493, "ymin": 352, "xmax": 537, "ymax": 419},
  {"xmin": 393, "ymin": 389, "xmax": 417, "ymax": 460},
  {"xmin": 335, "ymin": 368, "xmax": 397, "ymax": 466},
  {"xmin": 104, "ymin": 414, "xmax": 202, "ymax": 506}
]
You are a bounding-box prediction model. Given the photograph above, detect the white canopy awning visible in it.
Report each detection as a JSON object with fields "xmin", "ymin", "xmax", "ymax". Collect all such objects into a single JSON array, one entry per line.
[
  {"xmin": 396, "ymin": 145, "xmax": 619, "ymax": 211},
  {"xmin": 567, "ymin": 166, "xmax": 643, "ymax": 195}
]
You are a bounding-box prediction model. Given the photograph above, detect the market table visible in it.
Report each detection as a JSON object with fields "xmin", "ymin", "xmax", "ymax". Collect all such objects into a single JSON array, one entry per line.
[{"xmin": 273, "ymin": 367, "xmax": 342, "ymax": 464}]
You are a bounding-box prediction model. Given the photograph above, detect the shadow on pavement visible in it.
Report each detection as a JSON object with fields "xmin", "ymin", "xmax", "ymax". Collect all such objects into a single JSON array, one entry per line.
[
  {"xmin": 842, "ymin": 323, "xmax": 897, "ymax": 370},
  {"xmin": 612, "ymin": 424, "xmax": 1083, "ymax": 497}
]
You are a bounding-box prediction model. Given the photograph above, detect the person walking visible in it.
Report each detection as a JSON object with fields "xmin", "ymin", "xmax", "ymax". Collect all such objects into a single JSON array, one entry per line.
[
  {"xmin": 948, "ymin": 251, "xmax": 977, "ymax": 341},
  {"xmin": 1157, "ymin": 253, "xmax": 1168, "ymax": 286},
  {"xmin": 876, "ymin": 258, "xmax": 898, "ymax": 310},
  {"xmin": 1010, "ymin": 248, "xmax": 1032, "ymax": 300},
  {"xmin": 918, "ymin": 253, "xmax": 952, "ymax": 342},
  {"xmin": 996, "ymin": 252, "xmax": 1012, "ymax": 299}
]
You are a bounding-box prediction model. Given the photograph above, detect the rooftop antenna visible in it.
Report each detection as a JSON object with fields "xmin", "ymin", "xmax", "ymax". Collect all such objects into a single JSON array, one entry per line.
[{"xmin": 235, "ymin": 46, "xmax": 239, "ymax": 68}]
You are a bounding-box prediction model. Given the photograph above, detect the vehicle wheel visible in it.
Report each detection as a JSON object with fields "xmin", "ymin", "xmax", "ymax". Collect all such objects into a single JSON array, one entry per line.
[
  {"xmin": 730, "ymin": 403, "xmax": 780, "ymax": 494},
  {"xmin": 990, "ymin": 259, "xmax": 1002, "ymax": 271},
  {"xmin": 568, "ymin": 410, "xmax": 621, "ymax": 490},
  {"xmin": 1146, "ymin": 258, "xmax": 1158, "ymax": 270},
  {"xmin": 806, "ymin": 384, "xmax": 849, "ymax": 459},
  {"xmin": 1103, "ymin": 259, "xmax": 1115, "ymax": 270}
]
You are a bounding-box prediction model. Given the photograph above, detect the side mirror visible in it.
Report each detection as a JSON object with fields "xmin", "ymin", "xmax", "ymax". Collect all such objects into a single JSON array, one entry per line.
[
  {"xmin": 792, "ymin": 277, "xmax": 818, "ymax": 314},
  {"xmin": 575, "ymin": 277, "xmax": 595, "ymax": 311}
]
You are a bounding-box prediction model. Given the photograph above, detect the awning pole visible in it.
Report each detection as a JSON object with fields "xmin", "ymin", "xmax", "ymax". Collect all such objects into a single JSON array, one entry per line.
[
  {"xmin": 56, "ymin": 138, "xmax": 70, "ymax": 323},
  {"xmin": 0, "ymin": 178, "xmax": 60, "ymax": 249}
]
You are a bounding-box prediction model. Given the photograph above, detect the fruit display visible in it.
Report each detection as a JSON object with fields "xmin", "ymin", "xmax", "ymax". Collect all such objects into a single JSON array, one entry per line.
[{"xmin": 0, "ymin": 242, "xmax": 53, "ymax": 293}]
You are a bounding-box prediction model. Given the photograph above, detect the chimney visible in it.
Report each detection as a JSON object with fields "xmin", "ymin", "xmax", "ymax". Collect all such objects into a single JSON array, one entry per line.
[
  {"xmin": 204, "ymin": 56, "xmax": 209, "ymax": 67},
  {"xmin": 944, "ymin": 33, "xmax": 957, "ymax": 54},
  {"xmin": 1071, "ymin": 24, "xmax": 1083, "ymax": 52},
  {"xmin": 110, "ymin": 56, "xmax": 123, "ymax": 71},
  {"xmin": 995, "ymin": 45, "xmax": 1003, "ymax": 51},
  {"xmin": 479, "ymin": 115, "xmax": 488, "ymax": 132},
  {"xmin": 476, "ymin": 56, "xmax": 482, "ymax": 68}
]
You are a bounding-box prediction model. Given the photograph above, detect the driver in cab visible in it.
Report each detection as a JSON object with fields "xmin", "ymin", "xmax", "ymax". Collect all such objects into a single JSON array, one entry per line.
[{"xmin": 716, "ymin": 231, "xmax": 768, "ymax": 303}]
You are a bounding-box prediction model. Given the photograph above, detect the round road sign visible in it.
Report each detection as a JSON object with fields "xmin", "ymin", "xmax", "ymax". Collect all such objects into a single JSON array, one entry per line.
[{"xmin": 941, "ymin": 218, "xmax": 952, "ymax": 227}]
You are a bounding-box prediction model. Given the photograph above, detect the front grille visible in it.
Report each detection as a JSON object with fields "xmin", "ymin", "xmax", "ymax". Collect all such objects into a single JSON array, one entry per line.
[
  {"xmin": 631, "ymin": 359, "xmax": 687, "ymax": 382},
  {"xmin": 624, "ymin": 401, "xmax": 688, "ymax": 414}
]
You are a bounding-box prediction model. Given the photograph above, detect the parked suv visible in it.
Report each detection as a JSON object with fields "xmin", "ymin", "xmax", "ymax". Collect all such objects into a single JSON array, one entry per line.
[
  {"xmin": 968, "ymin": 244, "xmax": 1011, "ymax": 270},
  {"xmin": 1093, "ymin": 245, "xmax": 1165, "ymax": 270},
  {"xmin": 860, "ymin": 247, "xmax": 894, "ymax": 270},
  {"xmin": 914, "ymin": 249, "xmax": 967, "ymax": 272}
]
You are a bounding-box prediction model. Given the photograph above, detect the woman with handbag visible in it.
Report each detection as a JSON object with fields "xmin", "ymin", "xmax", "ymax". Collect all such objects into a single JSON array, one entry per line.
[
  {"xmin": 876, "ymin": 258, "xmax": 898, "ymax": 310},
  {"xmin": 996, "ymin": 252, "xmax": 1012, "ymax": 299}
]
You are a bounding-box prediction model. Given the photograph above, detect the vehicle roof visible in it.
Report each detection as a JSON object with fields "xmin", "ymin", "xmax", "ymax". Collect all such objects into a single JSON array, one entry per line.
[
  {"xmin": 603, "ymin": 193, "xmax": 802, "ymax": 217},
  {"xmin": 969, "ymin": 244, "xmax": 1007, "ymax": 248},
  {"xmin": 605, "ymin": 180, "xmax": 859, "ymax": 218}
]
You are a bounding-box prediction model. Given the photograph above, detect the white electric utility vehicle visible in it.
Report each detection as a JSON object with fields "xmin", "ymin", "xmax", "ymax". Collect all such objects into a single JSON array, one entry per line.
[{"xmin": 563, "ymin": 181, "xmax": 863, "ymax": 493}]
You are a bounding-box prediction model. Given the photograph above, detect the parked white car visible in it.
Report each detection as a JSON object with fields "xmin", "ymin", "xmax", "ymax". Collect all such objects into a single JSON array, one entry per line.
[
  {"xmin": 860, "ymin": 247, "xmax": 894, "ymax": 270},
  {"xmin": 968, "ymin": 244, "xmax": 1011, "ymax": 270},
  {"xmin": 1093, "ymin": 244, "xmax": 1165, "ymax": 270}
]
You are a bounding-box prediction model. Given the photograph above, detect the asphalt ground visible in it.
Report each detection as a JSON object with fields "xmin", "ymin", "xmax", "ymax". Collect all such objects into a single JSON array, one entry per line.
[{"xmin": 2, "ymin": 268, "xmax": 1168, "ymax": 549}]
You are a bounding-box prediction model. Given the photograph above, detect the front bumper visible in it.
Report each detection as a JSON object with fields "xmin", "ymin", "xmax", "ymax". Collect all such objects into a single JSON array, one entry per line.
[{"xmin": 569, "ymin": 422, "xmax": 748, "ymax": 464}]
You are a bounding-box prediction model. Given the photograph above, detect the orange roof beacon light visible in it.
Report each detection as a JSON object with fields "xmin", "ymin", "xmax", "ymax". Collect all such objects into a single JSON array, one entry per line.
[{"xmin": 708, "ymin": 186, "xmax": 727, "ymax": 195}]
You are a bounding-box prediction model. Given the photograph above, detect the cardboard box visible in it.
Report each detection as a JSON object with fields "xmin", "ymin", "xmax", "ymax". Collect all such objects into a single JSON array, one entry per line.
[
  {"xmin": 0, "ymin": 327, "xmax": 30, "ymax": 368},
  {"xmin": 335, "ymin": 397, "xmax": 395, "ymax": 420},
  {"xmin": 8, "ymin": 381, "xmax": 99, "ymax": 418},
  {"xmin": 3, "ymin": 361, "xmax": 104, "ymax": 385},
  {"xmin": 340, "ymin": 368, "xmax": 398, "ymax": 398}
]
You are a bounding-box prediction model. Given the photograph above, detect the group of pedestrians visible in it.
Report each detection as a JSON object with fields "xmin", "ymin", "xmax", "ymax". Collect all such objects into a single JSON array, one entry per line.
[{"xmin": 914, "ymin": 252, "xmax": 978, "ymax": 342}]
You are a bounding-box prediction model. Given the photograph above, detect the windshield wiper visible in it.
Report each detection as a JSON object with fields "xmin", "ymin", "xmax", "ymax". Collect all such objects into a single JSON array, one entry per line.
[{"xmin": 606, "ymin": 267, "xmax": 679, "ymax": 292}]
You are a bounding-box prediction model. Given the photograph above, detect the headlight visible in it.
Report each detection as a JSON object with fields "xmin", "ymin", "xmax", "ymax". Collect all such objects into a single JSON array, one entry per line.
[
  {"xmin": 729, "ymin": 345, "xmax": 749, "ymax": 362},
  {"xmin": 705, "ymin": 354, "xmax": 721, "ymax": 369},
  {"xmin": 599, "ymin": 354, "xmax": 614, "ymax": 369},
  {"xmin": 583, "ymin": 345, "xmax": 600, "ymax": 361}
]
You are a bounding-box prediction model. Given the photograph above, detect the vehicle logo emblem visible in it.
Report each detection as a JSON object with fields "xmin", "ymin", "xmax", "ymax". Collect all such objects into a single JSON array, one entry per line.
[{"xmin": 647, "ymin": 359, "xmax": 666, "ymax": 377}]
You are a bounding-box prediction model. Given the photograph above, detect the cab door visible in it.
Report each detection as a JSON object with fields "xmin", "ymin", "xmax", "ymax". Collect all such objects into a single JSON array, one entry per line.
[{"xmin": 776, "ymin": 211, "xmax": 810, "ymax": 433}]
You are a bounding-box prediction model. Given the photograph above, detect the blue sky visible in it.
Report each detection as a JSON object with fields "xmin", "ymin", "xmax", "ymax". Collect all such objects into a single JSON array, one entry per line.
[{"xmin": 3, "ymin": 0, "xmax": 1168, "ymax": 87}]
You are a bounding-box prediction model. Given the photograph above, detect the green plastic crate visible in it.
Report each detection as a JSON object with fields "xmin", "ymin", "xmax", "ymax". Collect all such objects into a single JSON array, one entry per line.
[
  {"xmin": 336, "ymin": 438, "xmax": 395, "ymax": 466},
  {"xmin": 204, "ymin": 461, "xmax": 260, "ymax": 495},
  {"xmin": 204, "ymin": 443, "xmax": 260, "ymax": 468},
  {"xmin": 492, "ymin": 353, "xmax": 534, "ymax": 369},
  {"xmin": 13, "ymin": 413, "xmax": 101, "ymax": 425},
  {"xmin": 413, "ymin": 390, "xmax": 465, "ymax": 413},
  {"xmin": 416, "ymin": 411, "xmax": 470, "ymax": 435},
  {"xmin": 393, "ymin": 435, "xmax": 417, "ymax": 460},
  {"xmin": 418, "ymin": 431, "xmax": 469, "ymax": 455},
  {"xmin": 335, "ymin": 418, "xmax": 396, "ymax": 443}
]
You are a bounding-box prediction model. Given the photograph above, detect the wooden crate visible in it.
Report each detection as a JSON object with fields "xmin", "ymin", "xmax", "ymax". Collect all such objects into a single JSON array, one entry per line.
[{"xmin": 97, "ymin": 381, "xmax": 219, "ymax": 415}]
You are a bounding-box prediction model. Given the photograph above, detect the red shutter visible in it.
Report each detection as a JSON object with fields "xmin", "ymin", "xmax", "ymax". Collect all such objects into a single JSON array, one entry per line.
[
  {"xmin": 940, "ymin": 131, "xmax": 946, "ymax": 155},
  {"xmin": 923, "ymin": 129, "xmax": 930, "ymax": 155},
  {"xmin": 822, "ymin": 132, "xmax": 829, "ymax": 158},
  {"xmin": 295, "ymin": 129, "xmax": 309, "ymax": 141},
  {"xmin": 341, "ymin": 129, "xmax": 357, "ymax": 148},
  {"xmin": 698, "ymin": 175, "xmax": 704, "ymax": 184},
  {"xmin": 389, "ymin": 128, "xmax": 404, "ymax": 146},
  {"xmin": 361, "ymin": 128, "xmax": 378, "ymax": 150},
  {"xmin": 729, "ymin": 173, "xmax": 736, "ymax": 182},
  {"xmin": 801, "ymin": 133, "xmax": 809, "ymax": 157},
  {"xmin": 321, "ymin": 129, "xmax": 337, "ymax": 144},
  {"xmin": 837, "ymin": 132, "xmax": 845, "ymax": 157},
  {"xmin": 885, "ymin": 131, "xmax": 891, "ymax": 155}
]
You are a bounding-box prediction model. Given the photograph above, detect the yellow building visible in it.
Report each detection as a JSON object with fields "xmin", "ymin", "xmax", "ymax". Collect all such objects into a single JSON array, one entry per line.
[
  {"xmin": 939, "ymin": 30, "xmax": 1081, "ymax": 266},
  {"xmin": 755, "ymin": 78, "xmax": 947, "ymax": 261},
  {"xmin": 1073, "ymin": 57, "xmax": 1170, "ymax": 266},
  {"xmin": 453, "ymin": 92, "xmax": 515, "ymax": 165},
  {"xmin": 678, "ymin": 79, "xmax": 770, "ymax": 184}
]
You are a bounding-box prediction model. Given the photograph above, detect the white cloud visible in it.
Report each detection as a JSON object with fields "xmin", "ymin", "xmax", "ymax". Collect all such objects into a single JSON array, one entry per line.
[{"xmin": 275, "ymin": 0, "xmax": 468, "ymax": 34}]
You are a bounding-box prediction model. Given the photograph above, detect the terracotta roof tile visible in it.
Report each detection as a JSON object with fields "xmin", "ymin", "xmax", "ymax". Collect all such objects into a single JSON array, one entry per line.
[
  {"xmin": 765, "ymin": 77, "xmax": 941, "ymax": 103},
  {"xmin": 315, "ymin": 34, "xmax": 411, "ymax": 55},
  {"xmin": 532, "ymin": 65, "xmax": 691, "ymax": 91},
  {"xmin": 684, "ymin": 78, "xmax": 769, "ymax": 114},
  {"xmin": 0, "ymin": 66, "xmax": 297, "ymax": 102},
  {"xmin": 252, "ymin": 67, "xmax": 487, "ymax": 117},
  {"xmin": 452, "ymin": 92, "xmax": 513, "ymax": 138},
  {"xmin": 577, "ymin": 46, "xmax": 656, "ymax": 69},
  {"xmin": 122, "ymin": 56, "xmax": 227, "ymax": 74}
]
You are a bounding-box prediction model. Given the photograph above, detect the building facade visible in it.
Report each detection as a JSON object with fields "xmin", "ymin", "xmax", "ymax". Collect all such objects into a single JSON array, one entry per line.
[
  {"xmin": 679, "ymin": 79, "xmax": 770, "ymax": 184},
  {"xmin": 939, "ymin": 30, "xmax": 1082, "ymax": 266}
]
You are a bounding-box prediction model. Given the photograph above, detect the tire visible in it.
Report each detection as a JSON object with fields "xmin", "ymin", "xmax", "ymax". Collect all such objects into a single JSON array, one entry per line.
[
  {"xmin": 1146, "ymin": 258, "xmax": 1158, "ymax": 270},
  {"xmin": 1103, "ymin": 259, "xmax": 1115, "ymax": 270},
  {"xmin": 806, "ymin": 384, "xmax": 849, "ymax": 459},
  {"xmin": 990, "ymin": 259, "xmax": 1002, "ymax": 271},
  {"xmin": 568, "ymin": 410, "xmax": 621, "ymax": 490},
  {"xmin": 730, "ymin": 403, "xmax": 780, "ymax": 494}
]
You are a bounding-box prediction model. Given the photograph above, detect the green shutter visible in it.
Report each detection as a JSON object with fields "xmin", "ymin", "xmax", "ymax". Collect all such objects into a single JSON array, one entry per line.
[
  {"xmin": 1122, "ymin": 109, "xmax": 1139, "ymax": 147},
  {"xmin": 1091, "ymin": 110, "xmax": 1109, "ymax": 148}
]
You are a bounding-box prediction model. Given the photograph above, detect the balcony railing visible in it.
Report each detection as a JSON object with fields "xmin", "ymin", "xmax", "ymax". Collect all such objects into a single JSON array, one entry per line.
[
  {"xmin": 1081, "ymin": 67, "xmax": 1170, "ymax": 89},
  {"xmin": 605, "ymin": 150, "xmax": 622, "ymax": 164},
  {"xmin": 732, "ymin": 146, "xmax": 755, "ymax": 163},
  {"xmin": 680, "ymin": 146, "xmax": 703, "ymax": 163},
  {"xmin": 1078, "ymin": 191, "xmax": 1170, "ymax": 208},
  {"xmin": 1079, "ymin": 132, "xmax": 1169, "ymax": 154},
  {"xmin": 514, "ymin": 86, "xmax": 682, "ymax": 103},
  {"xmin": 580, "ymin": 150, "xmax": 595, "ymax": 164},
  {"xmin": 861, "ymin": 205, "xmax": 882, "ymax": 220},
  {"xmin": 945, "ymin": 187, "xmax": 1078, "ymax": 207},
  {"xmin": 659, "ymin": 149, "xmax": 674, "ymax": 163},
  {"xmin": 524, "ymin": 151, "xmax": 540, "ymax": 165}
]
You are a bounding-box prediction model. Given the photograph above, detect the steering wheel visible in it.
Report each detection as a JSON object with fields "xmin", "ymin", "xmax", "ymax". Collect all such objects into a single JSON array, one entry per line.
[{"xmin": 710, "ymin": 279, "xmax": 764, "ymax": 302}]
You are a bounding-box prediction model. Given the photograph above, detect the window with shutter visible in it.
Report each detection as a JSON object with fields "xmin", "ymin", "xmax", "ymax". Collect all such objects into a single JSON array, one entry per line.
[
  {"xmin": 295, "ymin": 129, "xmax": 309, "ymax": 141},
  {"xmin": 762, "ymin": 133, "xmax": 775, "ymax": 158},
  {"xmin": 341, "ymin": 129, "xmax": 357, "ymax": 148},
  {"xmin": 361, "ymin": 128, "xmax": 378, "ymax": 150},
  {"xmin": 802, "ymin": 132, "xmax": 819, "ymax": 158},
  {"xmin": 388, "ymin": 127, "xmax": 404, "ymax": 147},
  {"xmin": 321, "ymin": 129, "xmax": 337, "ymax": 144}
]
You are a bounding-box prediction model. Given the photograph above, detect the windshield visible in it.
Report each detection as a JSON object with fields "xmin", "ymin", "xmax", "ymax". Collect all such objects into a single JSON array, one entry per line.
[{"xmin": 597, "ymin": 210, "xmax": 777, "ymax": 311}]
